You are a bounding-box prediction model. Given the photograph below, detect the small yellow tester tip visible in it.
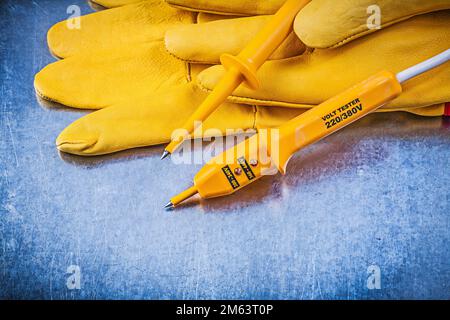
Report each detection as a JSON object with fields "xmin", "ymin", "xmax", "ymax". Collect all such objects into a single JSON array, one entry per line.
[
  {"xmin": 165, "ymin": 186, "xmax": 199, "ymax": 209},
  {"xmin": 160, "ymin": 150, "xmax": 171, "ymax": 160}
]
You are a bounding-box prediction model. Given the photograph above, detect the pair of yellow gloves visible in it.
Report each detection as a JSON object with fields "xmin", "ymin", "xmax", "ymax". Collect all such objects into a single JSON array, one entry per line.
[{"xmin": 34, "ymin": 0, "xmax": 450, "ymax": 156}]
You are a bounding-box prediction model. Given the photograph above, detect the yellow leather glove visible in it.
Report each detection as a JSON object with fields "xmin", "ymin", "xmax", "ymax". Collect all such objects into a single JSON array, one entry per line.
[
  {"xmin": 169, "ymin": 0, "xmax": 450, "ymax": 116},
  {"xmin": 35, "ymin": 0, "xmax": 302, "ymax": 156},
  {"xmin": 35, "ymin": 0, "xmax": 450, "ymax": 157}
]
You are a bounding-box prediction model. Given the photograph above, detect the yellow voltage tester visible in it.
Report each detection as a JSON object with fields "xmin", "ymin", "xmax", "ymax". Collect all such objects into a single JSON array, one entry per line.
[
  {"xmin": 162, "ymin": 0, "xmax": 312, "ymax": 159},
  {"xmin": 166, "ymin": 49, "xmax": 450, "ymax": 208}
]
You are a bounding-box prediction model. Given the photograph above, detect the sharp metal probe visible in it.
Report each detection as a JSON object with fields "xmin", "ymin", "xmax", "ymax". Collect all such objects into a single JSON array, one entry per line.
[
  {"xmin": 165, "ymin": 49, "xmax": 450, "ymax": 208},
  {"xmin": 162, "ymin": 0, "xmax": 312, "ymax": 159}
]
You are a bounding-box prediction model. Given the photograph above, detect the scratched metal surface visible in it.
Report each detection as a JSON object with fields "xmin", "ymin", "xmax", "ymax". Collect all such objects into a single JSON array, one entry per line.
[{"xmin": 1, "ymin": 0, "xmax": 449, "ymax": 300}]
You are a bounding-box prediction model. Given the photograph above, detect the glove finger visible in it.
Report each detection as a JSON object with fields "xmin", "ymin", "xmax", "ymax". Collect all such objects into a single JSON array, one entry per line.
[
  {"xmin": 295, "ymin": 0, "xmax": 450, "ymax": 49},
  {"xmin": 56, "ymin": 84, "xmax": 254, "ymax": 156},
  {"xmin": 391, "ymin": 104, "xmax": 446, "ymax": 117},
  {"xmin": 48, "ymin": 0, "xmax": 195, "ymax": 58},
  {"xmin": 90, "ymin": 0, "xmax": 144, "ymax": 9},
  {"xmin": 166, "ymin": 0, "xmax": 284, "ymax": 16},
  {"xmin": 35, "ymin": 43, "xmax": 188, "ymax": 110},
  {"xmin": 197, "ymin": 12, "xmax": 241, "ymax": 23},
  {"xmin": 198, "ymin": 11, "xmax": 450, "ymax": 113},
  {"xmin": 165, "ymin": 14, "xmax": 306, "ymax": 64}
]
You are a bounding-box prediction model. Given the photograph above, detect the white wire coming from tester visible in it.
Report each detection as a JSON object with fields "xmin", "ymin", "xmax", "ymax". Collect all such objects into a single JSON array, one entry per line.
[{"xmin": 396, "ymin": 49, "xmax": 450, "ymax": 83}]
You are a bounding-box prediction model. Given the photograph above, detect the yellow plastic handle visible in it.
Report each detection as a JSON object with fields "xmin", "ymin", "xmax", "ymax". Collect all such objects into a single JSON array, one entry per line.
[
  {"xmin": 165, "ymin": 0, "xmax": 311, "ymax": 154},
  {"xmin": 221, "ymin": 0, "xmax": 311, "ymax": 90},
  {"xmin": 192, "ymin": 71, "xmax": 402, "ymax": 200},
  {"xmin": 274, "ymin": 71, "xmax": 403, "ymax": 173}
]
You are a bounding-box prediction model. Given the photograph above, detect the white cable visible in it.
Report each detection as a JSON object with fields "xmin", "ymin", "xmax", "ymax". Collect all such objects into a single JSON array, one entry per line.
[{"xmin": 396, "ymin": 49, "xmax": 450, "ymax": 83}]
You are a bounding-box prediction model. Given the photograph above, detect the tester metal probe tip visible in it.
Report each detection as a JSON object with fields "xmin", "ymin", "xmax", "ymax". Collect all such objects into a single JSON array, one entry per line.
[
  {"xmin": 160, "ymin": 150, "xmax": 171, "ymax": 160},
  {"xmin": 167, "ymin": 186, "xmax": 199, "ymax": 208},
  {"xmin": 164, "ymin": 201, "xmax": 174, "ymax": 210}
]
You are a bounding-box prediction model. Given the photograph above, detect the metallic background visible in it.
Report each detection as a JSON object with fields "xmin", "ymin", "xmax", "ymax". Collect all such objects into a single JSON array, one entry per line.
[{"xmin": 0, "ymin": 0, "xmax": 449, "ymax": 300}]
